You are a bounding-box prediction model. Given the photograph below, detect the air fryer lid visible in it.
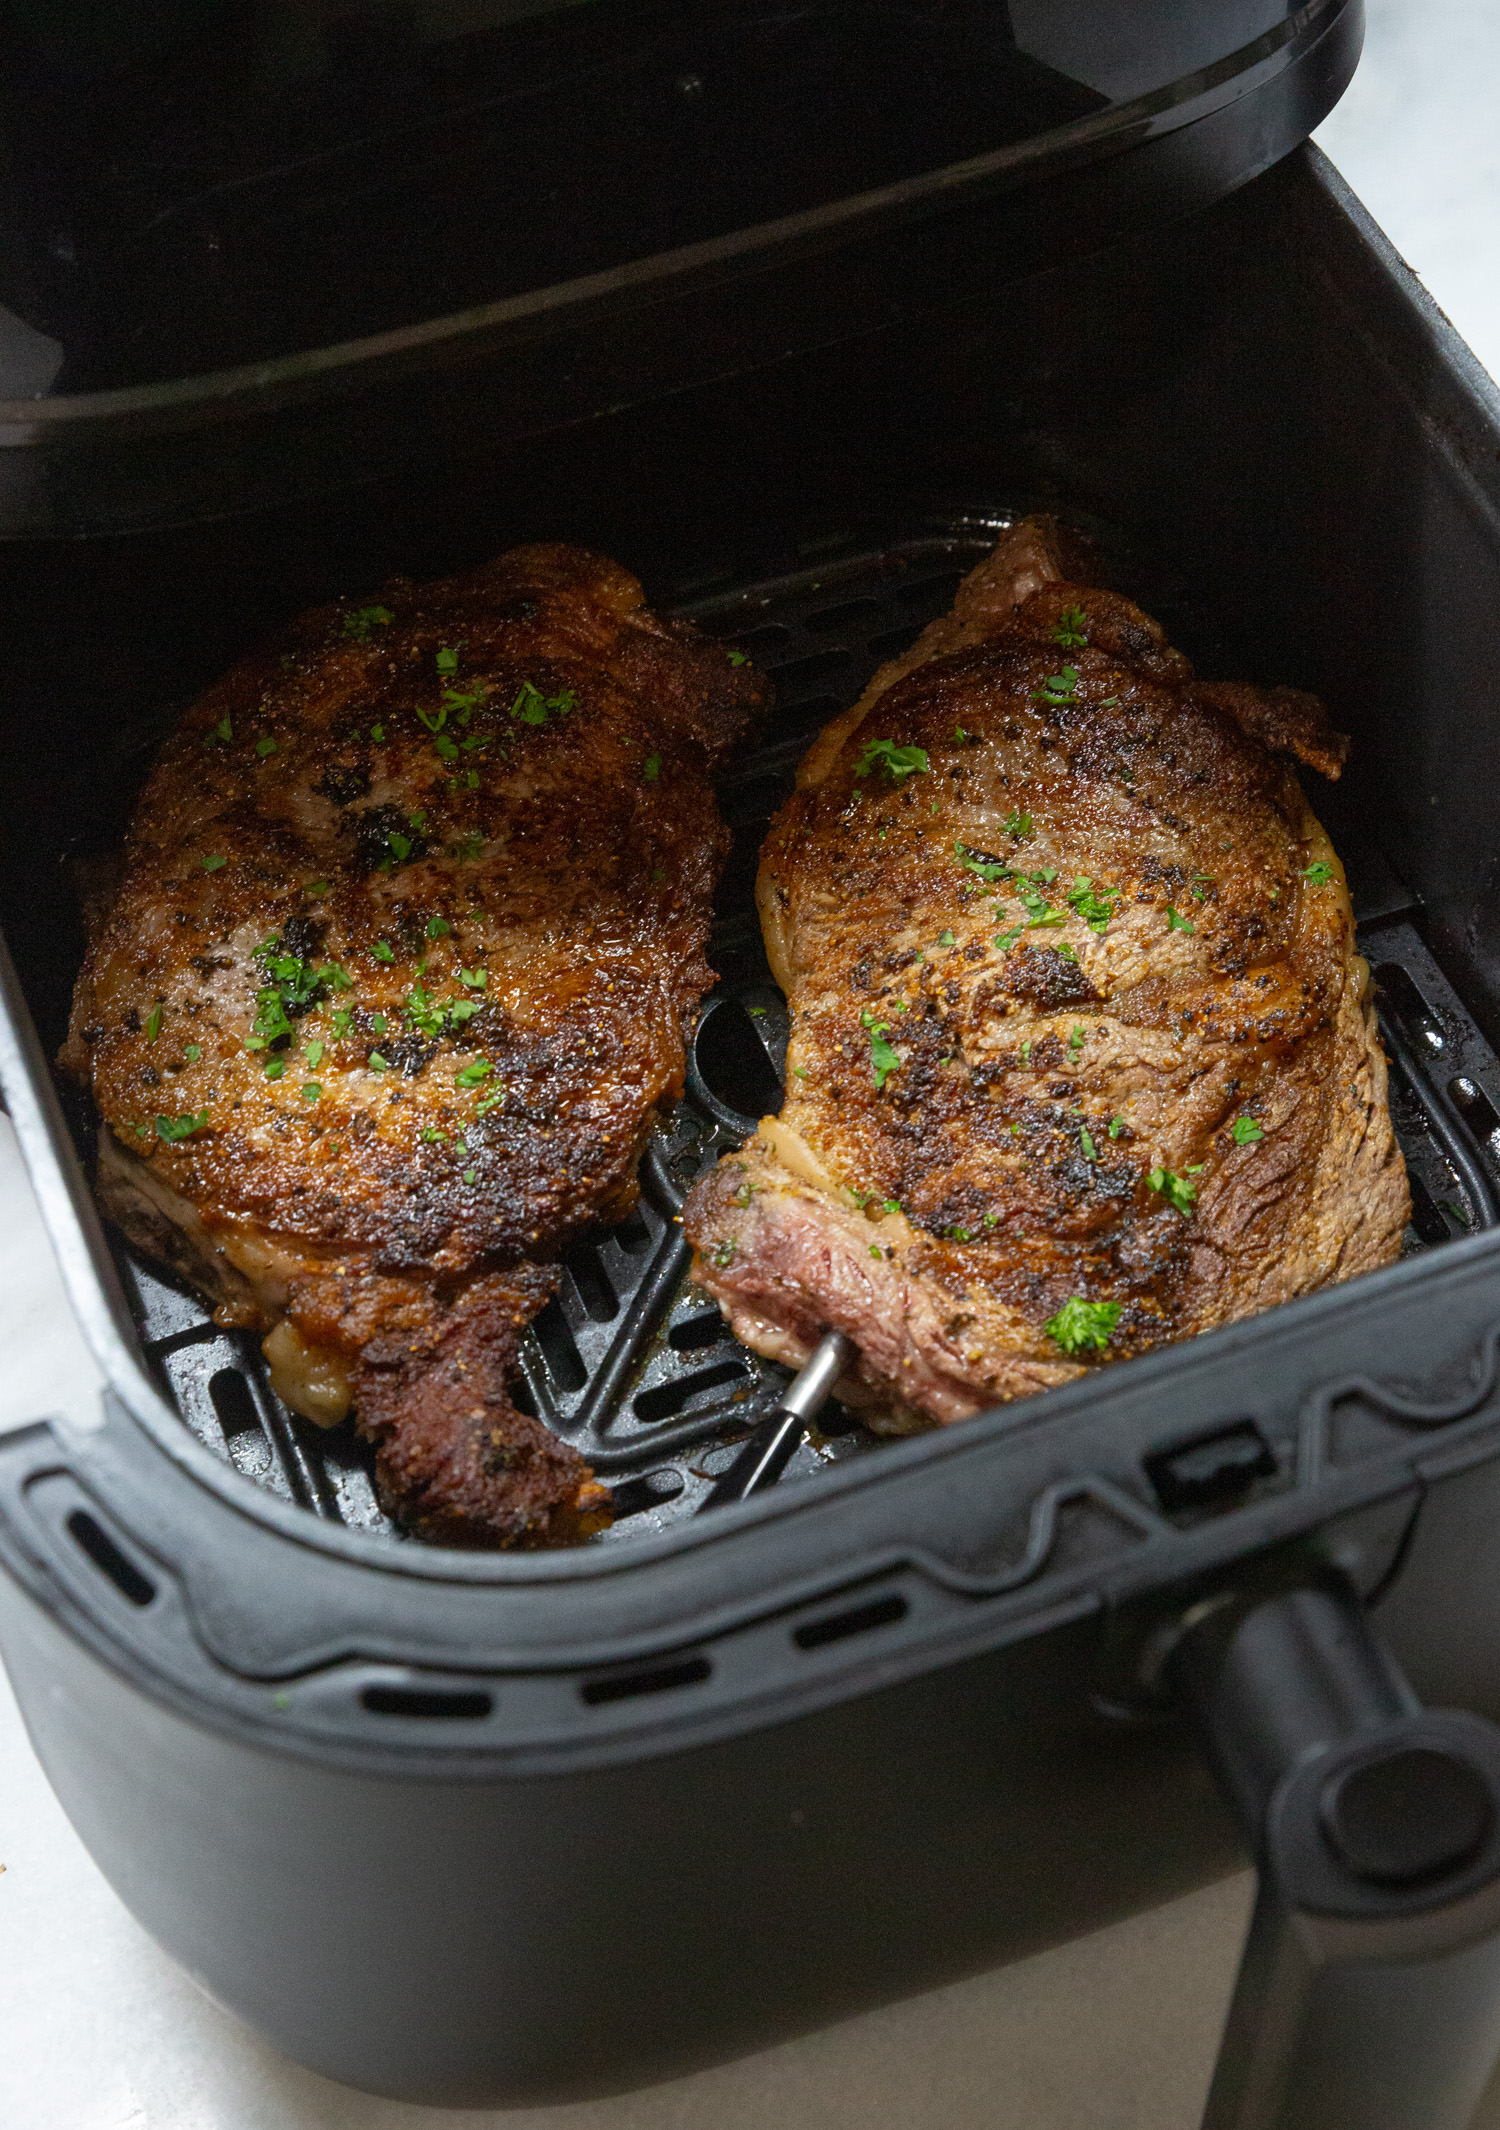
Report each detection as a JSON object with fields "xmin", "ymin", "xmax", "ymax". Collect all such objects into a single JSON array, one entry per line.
[{"xmin": 0, "ymin": 0, "xmax": 1360, "ymax": 534}]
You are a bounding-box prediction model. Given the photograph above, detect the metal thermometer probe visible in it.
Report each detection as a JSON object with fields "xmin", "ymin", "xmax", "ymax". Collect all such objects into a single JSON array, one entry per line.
[{"xmin": 699, "ymin": 1330, "xmax": 855, "ymax": 1510}]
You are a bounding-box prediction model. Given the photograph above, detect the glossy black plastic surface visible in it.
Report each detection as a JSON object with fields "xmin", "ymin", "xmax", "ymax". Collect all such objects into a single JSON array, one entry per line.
[
  {"xmin": 0, "ymin": 0, "xmax": 1361, "ymax": 532},
  {"xmin": 3, "ymin": 147, "xmax": 1500, "ymax": 2102}
]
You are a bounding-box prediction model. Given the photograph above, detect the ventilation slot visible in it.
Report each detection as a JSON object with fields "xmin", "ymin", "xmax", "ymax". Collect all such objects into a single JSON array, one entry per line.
[
  {"xmin": 66, "ymin": 1509, "xmax": 156, "ymax": 1607},
  {"xmin": 361, "ymin": 1684, "xmax": 493, "ymax": 1720},
  {"xmin": 531, "ymin": 1298, "xmax": 587, "ymax": 1392},
  {"xmin": 633, "ymin": 1360, "xmax": 749, "ymax": 1423},
  {"xmin": 803, "ymin": 595, "xmax": 883, "ymax": 635},
  {"xmin": 1407, "ymin": 1172, "xmax": 1456, "ymax": 1246},
  {"xmin": 564, "ymin": 1244, "xmax": 618, "ymax": 1324},
  {"xmin": 609, "ymin": 1469, "xmax": 686, "ymax": 1519},
  {"xmin": 1450, "ymin": 1076, "xmax": 1500, "ymax": 1161},
  {"xmin": 1376, "ymin": 963, "xmax": 1446, "ymax": 1051},
  {"xmin": 613, "ymin": 1212, "xmax": 652, "ymax": 1255},
  {"xmin": 581, "ymin": 1655, "xmax": 711, "ymax": 1706},
  {"xmin": 865, "ymin": 621, "xmax": 923, "ymax": 660},
  {"xmin": 693, "ymin": 995, "xmax": 784, "ymax": 1121},
  {"xmin": 793, "ymin": 1592, "xmax": 908, "ymax": 1650},
  {"xmin": 768, "ymin": 649, "xmax": 852, "ymax": 695},
  {"xmin": 208, "ymin": 1367, "xmax": 271, "ymax": 1475},
  {"xmin": 669, "ymin": 1309, "xmax": 733, "ymax": 1353}
]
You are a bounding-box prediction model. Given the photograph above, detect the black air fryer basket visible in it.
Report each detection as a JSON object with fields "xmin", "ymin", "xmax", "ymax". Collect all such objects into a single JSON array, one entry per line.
[{"xmin": 12, "ymin": 6, "xmax": 1500, "ymax": 2125}]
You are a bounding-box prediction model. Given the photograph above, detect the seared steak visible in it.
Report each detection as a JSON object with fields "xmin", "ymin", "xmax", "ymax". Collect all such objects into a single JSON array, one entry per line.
[
  {"xmin": 63, "ymin": 543, "xmax": 765, "ymax": 1544},
  {"xmin": 682, "ymin": 519, "xmax": 1407, "ymax": 1428}
]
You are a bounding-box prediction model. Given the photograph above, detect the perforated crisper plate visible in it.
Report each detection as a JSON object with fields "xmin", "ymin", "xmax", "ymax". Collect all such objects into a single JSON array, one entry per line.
[{"xmin": 99, "ymin": 513, "xmax": 1500, "ymax": 1544}]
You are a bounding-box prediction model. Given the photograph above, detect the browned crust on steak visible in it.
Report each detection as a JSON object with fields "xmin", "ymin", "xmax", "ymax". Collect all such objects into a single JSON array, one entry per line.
[
  {"xmin": 65, "ymin": 542, "xmax": 767, "ymax": 1544},
  {"xmin": 684, "ymin": 519, "xmax": 1407, "ymax": 1423}
]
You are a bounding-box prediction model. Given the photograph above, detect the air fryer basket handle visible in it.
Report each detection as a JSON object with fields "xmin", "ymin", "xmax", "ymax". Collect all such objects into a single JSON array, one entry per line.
[{"xmin": 1172, "ymin": 1584, "xmax": 1500, "ymax": 2130}]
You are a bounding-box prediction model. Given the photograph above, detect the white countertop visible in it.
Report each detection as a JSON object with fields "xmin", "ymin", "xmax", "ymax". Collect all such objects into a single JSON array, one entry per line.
[{"xmin": 7, "ymin": 5, "xmax": 1500, "ymax": 2121}]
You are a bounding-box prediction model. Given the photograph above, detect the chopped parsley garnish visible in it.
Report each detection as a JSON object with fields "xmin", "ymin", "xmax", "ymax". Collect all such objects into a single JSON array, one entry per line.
[
  {"xmin": 856, "ymin": 738, "xmax": 929, "ymax": 783},
  {"xmin": 343, "ymin": 605, "xmax": 393, "ymax": 640},
  {"xmin": 459, "ymin": 967, "xmax": 487, "ymax": 990},
  {"xmin": 302, "ymin": 879, "xmax": 329, "ymax": 896},
  {"xmin": 1066, "ymin": 876, "xmax": 1116, "ymax": 933},
  {"xmin": 869, "ymin": 1244, "xmax": 883, "ymax": 1260},
  {"xmin": 416, "ymin": 703, "xmax": 448, "ymax": 734},
  {"xmin": 301, "ymin": 1083, "xmax": 322, "ymax": 1102},
  {"xmin": 371, "ymin": 940, "xmax": 395, "ymax": 963},
  {"xmin": 425, "ymin": 915, "xmax": 451, "ymax": 939},
  {"xmin": 938, "ymin": 929, "xmax": 955, "ymax": 947},
  {"xmin": 155, "ymin": 1109, "xmax": 208, "ymax": 1143},
  {"xmin": 953, "ymin": 726, "xmax": 969, "ymax": 744},
  {"xmin": 995, "ymin": 926, "xmax": 1023, "ymax": 952},
  {"xmin": 1034, "ymin": 666, "xmax": 1079, "ymax": 706},
  {"xmin": 642, "ymin": 753, "xmax": 662, "ymax": 782},
  {"xmin": 1231, "ymin": 1116, "xmax": 1265, "ymax": 1145},
  {"xmin": 510, "ymin": 681, "xmax": 575, "ymax": 727},
  {"xmin": 201, "ymin": 854, "xmax": 226, "ymax": 873},
  {"xmin": 1052, "ymin": 607, "xmax": 1089, "ymax": 650},
  {"xmin": 1108, "ymin": 1115, "xmax": 1126, "ymax": 1139},
  {"xmin": 463, "ymin": 1168, "xmax": 477, "ymax": 1185},
  {"xmin": 405, "ymin": 983, "xmax": 482, "ymax": 1040},
  {"xmin": 371, "ymin": 724, "xmax": 385, "ymax": 742},
  {"xmin": 456, "ymin": 1058, "xmax": 493, "ymax": 1090},
  {"xmin": 955, "ymin": 841, "xmax": 1011, "ymax": 883},
  {"xmin": 860, "ymin": 1008, "xmax": 902, "ymax": 1090},
  {"xmin": 145, "ymin": 1004, "xmax": 163, "ymax": 1043},
  {"xmin": 1045, "ymin": 1297, "xmax": 1121, "ymax": 1354},
  {"xmin": 1020, "ymin": 1040, "xmax": 1032, "ymax": 1064},
  {"xmin": 183, "ymin": 1043, "xmax": 202, "ymax": 1064},
  {"xmin": 370, "ymin": 1015, "xmax": 387, "ymax": 1034},
  {"xmin": 945, "ymin": 1224, "xmax": 972, "ymax": 1242},
  {"xmin": 1149, "ymin": 1165, "xmax": 1200, "ymax": 1215},
  {"xmin": 1079, "ymin": 1127, "xmax": 1097, "ymax": 1161},
  {"xmin": 713, "ymin": 1240, "xmax": 737, "ymax": 1267},
  {"xmin": 1068, "ymin": 1024, "xmax": 1085, "ymax": 1056},
  {"xmin": 435, "ymin": 645, "xmax": 462, "ymax": 675},
  {"xmin": 205, "ymin": 716, "xmax": 233, "ymax": 747},
  {"xmin": 452, "ymin": 834, "xmax": 484, "ymax": 862},
  {"xmin": 433, "ymin": 735, "xmax": 460, "ymax": 763},
  {"xmin": 1190, "ymin": 873, "xmax": 1216, "ymax": 901},
  {"xmin": 1301, "ymin": 861, "xmax": 1333, "ymax": 886},
  {"xmin": 331, "ymin": 1009, "xmax": 353, "ymax": 1039},
  {"xmin": 368, "ymin": 1052, "xmax": 389, "ymax": 1072},
  {"xmin": 1166, "ymin": 906, "xmax": 1195, "ymax": 934},
  {"xmin": 263, "ymin": 1057, "xmax": 285, "ymax": 1080},
  {"xmin": 1017, "ymin": 878, "xmax": 1064, "ymax": 927},
  {"xmin": 1056, "ymin": 942, "xmax": 1078, "ymax": 963},
  {"xmin": 1004, "ymin": 811, "xmax": 1034, "ymax": 840},
  {"xmin": 475, "ymin": 1090, "xmax": 504, "ymax": 1117}
]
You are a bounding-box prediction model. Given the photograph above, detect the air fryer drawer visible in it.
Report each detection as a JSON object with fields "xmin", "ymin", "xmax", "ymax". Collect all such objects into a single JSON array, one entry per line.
[{"xmin": 4, "ymin": 144, "xmax": 1500, "ymax": 2105}]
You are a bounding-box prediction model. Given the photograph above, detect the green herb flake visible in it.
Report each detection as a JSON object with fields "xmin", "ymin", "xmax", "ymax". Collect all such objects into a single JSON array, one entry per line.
[
  {"xmin": 938, "ymin": 929, "xmax": 955, "ymax": 947},
  {"xmin": 301, "ymin": 1082, "xmax": 322, "ymax": 1102},
  {"xmin": 1231, "ymin": 1116, "xmax": 1265, "ymax": 1146},
  {"xmin": 371, "ymin": 724, "xmax": 385, "ymax": 742},
  {"xmin": 459, "ymin": 967, "xmax": 487, "ymax": 990},
  {"xmin": 425, "ymin": 916, "xmax": 451, "ymax": 939},
  {"xmin": 995, "ymin": 926, "xmax": 1023, "ymax": 953},
  {"xmin": 1149, "ymin": 1165, "xmax": 1200, "ymax": 1215},
  {"xmin": 1301, "ymin": 861, "xmax": 1333, "ymax": 886},
  {"xmin": 860, "ymin": 1008, "xmax": 902, "ymax": 1090},
  {"xmin": 508, "ymin": 680, "xmax": 575, "ymax": 728},
  {"xmin": 368, "ymin": 1052, "xmax": 389, "ymax": 1073},
  {"xmin": 1066, "ymin": 876, "xmax": 1116, "ymax": 934},
  {"xmin": 642, "ymin": 752, "xmax": 662, "ymax": 782},
  {"xmin": 183, "ymin": 1043, "xmax": 202, "ymax": 1064},
  {"xmin": 856, "ymin": 738, "xmax": 929, "ymax": 783},
  {"xmin": 1108, "ymin": 1115, "xmax": 1126, "ymax": 1140},
  {"xmin": 263, "ymin": 1057, "xmax": 285, "ymax": 1080},
  {"xmin": 154, "ymin": 1108, "xmax": 209, "ymax": 1143},
  {"xmin": 713, "ymin": 1240, "xmax": 738, "ymax": 1268},
  {"xmin": 452, "ymin": 834, "xmax": 484, "ymax": 862},
  {"xmin": 331, "ymin": 1009, "xmax": 353, "ymax": 1039},
  {"xmin": 1052, "ymin": 606, "xmax": 1089, "ymax": 650},
  {"xmin": 456, "ymin": 1058, "xmax": 493, "ymax": 1090},
  {"xmin": 255, "ymin": 736, "xmax": 278, "ymax": 759},
  {"xmin": 1079, "ymin": 1127, "xmax": 1097, "ymax": 1161},
  {"xmin": 1068, "ymin": 1024, "xmax": 1085, "ymax": 1057},
  {"xmin": 1004, "ymin": 811, "xmax": 1034, "ymax": 840},
  {"xmin": 1166, "ymin": 905, "xmax": 1196, "ymax": 934},
  {"xmin": 727, "ymin": 649, "xmax": 749, "ymax": 666},
  {"xmin": 955, "ymin": 841, "xmax": 1011, "ymax": 884},
  {"xmin": 953, "ymin": 726, "xmax": 969, "ymax": 743},
  {"xmin": 302, "ymin": 879, "xmax": 330, "ymax": 897},
  {"xmin": 205, "ymin": 715, "xmax": 233, "ymax": 747},
  {"xmin": 145, "ymin": 1003, "xmax": 163, "ymax": 1043},
  {"xmin": 201, "ymin": 854, "xmax": 226, "ymax": 874},
  {"xmin": 370, "ymin": 1015, "xmax": 387, "ymax": 1034},
  {"xmin": 343, "ymin": 605, "xmax": 393, "ymax": 640},
  {"xmin": 1034, "ymin": 665, "xmax": 1080, "ymax": 707},
  {"xmin": 435, "ymin": 645, "xmax": 462, "ymax": 675},
  {"xmin": 869, "ymin": 1244, "xmax": 883, "ymax": 1260},
  {"xmin": 371, "ymin": 940, "xmax": 395, "ymax": 963},
  {"xmin": 1045, "ymin": 1297, "xmax": 1121, "ymax": 1354},
  {"xmin": 1020, "ymin": 1040, "xmax": 1032, "ymax": 1065},
  {"xmin": 463, "ymin": 1168, "xmax": 477, "ymax": 1185}
]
